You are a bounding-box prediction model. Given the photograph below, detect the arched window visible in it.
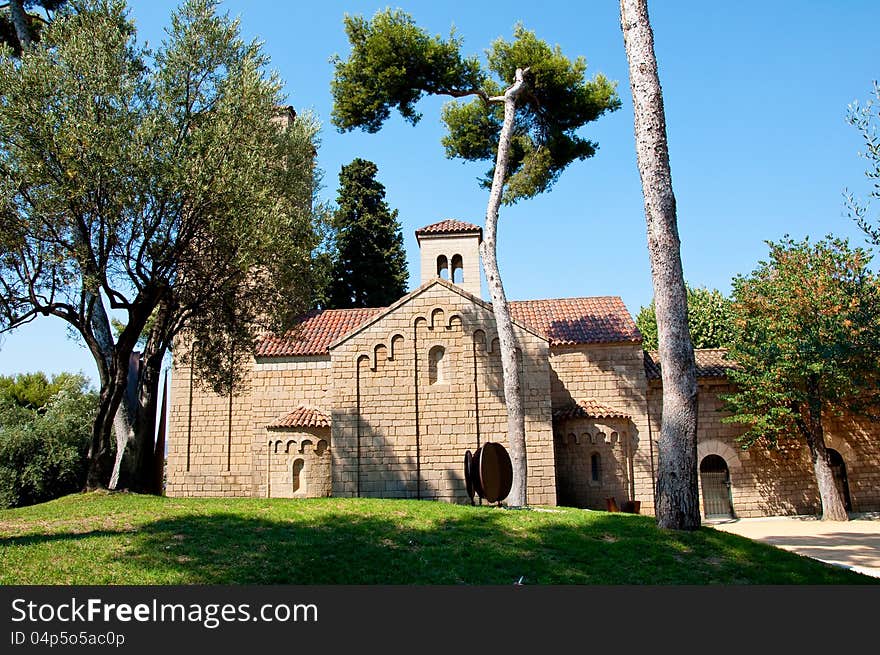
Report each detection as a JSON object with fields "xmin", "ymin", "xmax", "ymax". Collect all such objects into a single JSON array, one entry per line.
[
  {"xmin": 428, "ymin": 345, "xmax": 446, "ymax": 385},
  {"xmin": 590, "ymin": 452, "xmax": 601, "ymax": 482},
  {"xmin": 451, "ymin": 254, "xmax": 464, "ymax": 284},
  {"xmin": 292, "ymin": 458, "xmax": 305, "ymax": 494},
  {"xmin": 437, "ymin": 255, "xmax": 449, "ymax": 280}
]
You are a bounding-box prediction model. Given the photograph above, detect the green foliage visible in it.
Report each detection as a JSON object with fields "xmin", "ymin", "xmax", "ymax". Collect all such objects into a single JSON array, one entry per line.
[
  {"xmin": 0, "ymin": 370, "xmax": 84, "ymax": 410},
  {"xmin": 0, "ymin": 0, "xmax": 323, "ymax": 399},
  {"xmin": 721, "ymin": 236, "xmax": 880, "ymax": 446},
  {"xmin": 846, "ymin": 81, "xmax": 880, "ymax": 245},
  {"xmin": 636, "ymin": 285, "xmax": 733, "ymax": 350},
  {"xmin": 331, "ymin": 9, "xmax": 620, "ymax": 204},
  {"xmin": 0, "ymin": 371, "xmax": 96, "ymax": 507},
  {"xmin": 328, "ymin": 158, "xmax": 408, "ymax": 308},
  {"xmin": 330, "ymin": 9, "xmax": 484, "ymax": 132}
]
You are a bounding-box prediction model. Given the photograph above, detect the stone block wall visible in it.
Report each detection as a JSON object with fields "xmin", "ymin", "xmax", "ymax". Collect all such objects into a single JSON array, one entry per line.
[
  {"xmin": 264, "ymin": 428, "xmax": 331, "ymax": 498},
  {"xmin": 647, "ymin": 380, "xmax": 880, "ymax": 517},
  {"xmin": 554, "ymin": 417, "xmax": 632, "ymax": 509},
  {"xmin": 548, "ymin": 344, "xmax": 653, "ymax": 513},
  {"xmin": 330, "ymin": 283, "xmax": 557, "ymax": 505},
  {"xmin": 823, "ymin": 412, "xmax": 880, "ymax": 512},
  {"xmin": 249, "ymin": 357, "xmax": 332, "ymax": 498},
  {"xmin": 166, "ymin": 356, "xmax": 254, "ymax": 497},
  {"xmin": 417, "ymin": 234, "xmax": 481, "ymax": 298}
]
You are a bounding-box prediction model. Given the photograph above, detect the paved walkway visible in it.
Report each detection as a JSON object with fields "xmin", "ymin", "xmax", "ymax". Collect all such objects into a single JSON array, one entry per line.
[{"xmin": 707, "ymin": 513, "xmax": 880, "ymax": 579}]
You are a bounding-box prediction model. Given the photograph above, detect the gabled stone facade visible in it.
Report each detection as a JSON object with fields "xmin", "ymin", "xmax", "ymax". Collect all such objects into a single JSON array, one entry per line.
[{"xmin": 166, "ymin": 219, "xmax": 880, "ymax": 518}]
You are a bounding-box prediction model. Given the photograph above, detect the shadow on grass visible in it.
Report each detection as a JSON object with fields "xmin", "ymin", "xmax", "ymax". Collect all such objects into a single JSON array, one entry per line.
[{"xmin": 2, "ymin": 504, "xmax": 875, "ymax": 585}]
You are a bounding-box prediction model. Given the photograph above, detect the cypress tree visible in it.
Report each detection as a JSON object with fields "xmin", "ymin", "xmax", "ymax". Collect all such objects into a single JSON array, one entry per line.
[{"xmin": 329, "ymin": 158, "xmax": 408, "ymax": 307}]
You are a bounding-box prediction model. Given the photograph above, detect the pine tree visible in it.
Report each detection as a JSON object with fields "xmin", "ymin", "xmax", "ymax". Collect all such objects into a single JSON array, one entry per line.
[{"xmin": 329, "ymin": 158, "xmax": 408, "ymax": 308}]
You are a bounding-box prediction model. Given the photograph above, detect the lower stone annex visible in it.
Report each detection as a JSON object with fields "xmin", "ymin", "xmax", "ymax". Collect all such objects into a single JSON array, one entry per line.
[{"xmin": 166, "ymin": 219, "xmax": 880, "ymax": 518}]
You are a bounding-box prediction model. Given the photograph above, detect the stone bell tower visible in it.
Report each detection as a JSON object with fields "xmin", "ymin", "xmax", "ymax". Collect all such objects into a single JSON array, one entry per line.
[{"xmin": 415, "ymin": 219, "xmax": 483, "ymax": 297}]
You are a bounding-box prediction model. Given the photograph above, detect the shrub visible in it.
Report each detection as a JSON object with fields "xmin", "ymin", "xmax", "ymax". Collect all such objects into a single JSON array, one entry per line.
[{"xmin": 0, "ymin": 372, "xmax": 97, "ymax": 508}]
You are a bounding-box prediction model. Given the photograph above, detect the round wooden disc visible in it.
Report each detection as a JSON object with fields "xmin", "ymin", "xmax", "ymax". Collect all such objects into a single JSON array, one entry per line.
[
  {"xmin": 464, "ymin": 450, "xmax": 475, "ymax": 501},
  {"xmin": 479, "ymin": 442, "xmax": 513, "ymax": 503},
  {"xmin": 470, "ymin": 447, "xmax": 485, "ymax": 499}
]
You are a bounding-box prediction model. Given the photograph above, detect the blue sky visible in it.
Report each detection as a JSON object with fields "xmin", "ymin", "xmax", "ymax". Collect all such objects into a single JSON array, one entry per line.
[{"xmin": 2, "ymin": 0, "xmax": 879, "ymax": 383}]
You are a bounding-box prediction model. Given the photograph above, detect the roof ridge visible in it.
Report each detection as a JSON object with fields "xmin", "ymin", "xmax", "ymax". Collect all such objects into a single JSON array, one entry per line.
[{"xmin": 510, "ymin": 295, "xmax": 625, "ymax": 303}]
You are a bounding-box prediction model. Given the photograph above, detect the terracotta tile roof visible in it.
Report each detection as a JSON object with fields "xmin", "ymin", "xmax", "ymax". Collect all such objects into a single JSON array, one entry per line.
[
  {"xmin": 508, "ymin": 297, "xmax": 642, "ymax": 345},
  {"xmin": 257, "ymin": 285, "xmax": 643, "ymax": 358},
  {"xmin": 415, "ymin": 219, "xmax": 483, "ymax": 238},
  {"xmin": 553, "ymin": 398, "xmax": 632, "ymax": 421},
  {"xmin": 268, "ymin": 406, "xmax": 330, "ymax": 429},
  {"xmin": 644, "ymin": 348, "xmax": 740, "ymax": 380},
  {"xmin": 255, "ymin": 307, "xmax": 383, "ymax": 357}
]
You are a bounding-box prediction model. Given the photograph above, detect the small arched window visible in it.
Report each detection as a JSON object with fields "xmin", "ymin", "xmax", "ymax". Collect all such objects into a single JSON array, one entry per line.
[
  {"xmin": 437, "ymin": 255, "xmax": 449, "ymax": 280},
  {"xmin": 451, "ymin": 254, "xmax": 464, "ymax": 284},
  {"xmin": 428, "ymin": 345, "xmax": 446, "ymax": 385},
  {"xmin": 590, "ymin": 452, "xmax": 601, "ymax": 482},
  {"xmin": 292, "ymin": 458, "xmax": 305, "ymax": 494}
]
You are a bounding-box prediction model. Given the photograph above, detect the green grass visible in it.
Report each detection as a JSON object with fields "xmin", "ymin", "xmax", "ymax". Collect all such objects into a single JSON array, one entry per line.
[{"xmin": 0, "ymin": 492, "xmax": 874, "ymax": 584}]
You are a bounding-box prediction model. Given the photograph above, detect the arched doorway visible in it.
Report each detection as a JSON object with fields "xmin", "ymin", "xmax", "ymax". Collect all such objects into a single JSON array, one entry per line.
[
  {"xmin": 700, "ymin": 455, "xmax": 733, "ymax": 518},
  {"xmin": 827, "ymin": 449, "xmax": 852, "ymax": 512}
]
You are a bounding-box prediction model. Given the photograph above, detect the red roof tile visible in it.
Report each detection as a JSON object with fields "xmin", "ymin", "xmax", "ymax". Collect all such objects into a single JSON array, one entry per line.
[
  {"xmin": 268, "ymin": 406, "xmax": 330, "ymax": 429},
  {"xmin": 644, "ymin": 348, "xmax": 740, "ymax": 380},
  {"xmin": 415, "ymin": 219, "xmax": 483, "ymax": 238},
  {"xmin": 257, "ymin": 293, "xmax": 643, "ymax": 358},
  {"xmin": 553, "ymin": 398, "xmax": 631, "ymax": 421},
  {"xmin": 255, "ymin": 307, "xmax": 382, "ymax": 357},
  {"xmin": 509, "ymin": 297, "xmax": 642, "ymax": 345}
]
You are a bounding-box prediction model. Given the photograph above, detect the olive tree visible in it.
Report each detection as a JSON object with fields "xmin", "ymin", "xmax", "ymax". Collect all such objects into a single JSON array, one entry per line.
[{"xmin": 0, "ymin": 0, "xmax": 321, "ymax": 490}]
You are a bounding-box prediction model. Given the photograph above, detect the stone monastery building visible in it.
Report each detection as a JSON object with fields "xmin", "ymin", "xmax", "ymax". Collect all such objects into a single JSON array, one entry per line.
[{"xmin": 167, "ymin": 220, "xmax": 880, "ymax": 518}]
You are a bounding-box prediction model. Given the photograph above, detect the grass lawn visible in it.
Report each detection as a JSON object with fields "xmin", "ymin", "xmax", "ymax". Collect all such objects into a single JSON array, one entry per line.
[{"xmin": 0, "ymin": 492, "xmax": 874, "ymax": 584}]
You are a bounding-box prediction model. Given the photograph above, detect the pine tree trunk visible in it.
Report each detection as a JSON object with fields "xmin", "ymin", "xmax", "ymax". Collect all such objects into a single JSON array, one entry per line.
[
  {"xmin": 480, "ymin": 68, "xmax": 529, "ymax": 507},
  {"xmin": 9, "ymin": 0, "xmax": 32, "ymax": 49},
  {"xmin": 620, "ymin": 0, "xmax": 700, "ymax": 530}
]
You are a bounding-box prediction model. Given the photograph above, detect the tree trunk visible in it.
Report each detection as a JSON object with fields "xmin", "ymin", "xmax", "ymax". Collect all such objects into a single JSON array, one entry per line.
[
  {"xmin": 109, "ymin": 302, "xmax": 171, "ymax": 493},
  {"xmin": 620, "ymin": 0, "xmax": 700, "ymax": 530},
  {"xmin": 86, "ymin": 371, "xmax": 127, "ymax": 489},
  {"xmin": 9, "ymin": 0, "xmax": 32, "ymax": 49},
  {"xmin": 480, "ymin": 68, "xmax": 529, "ymax": 507},
  {"xmin": 108, "ymin": 354, "xmax": 162, "ymax": 493},
  {"xmin": 802, "ymin": 389, "xmax": 848, "ymax": 521}
]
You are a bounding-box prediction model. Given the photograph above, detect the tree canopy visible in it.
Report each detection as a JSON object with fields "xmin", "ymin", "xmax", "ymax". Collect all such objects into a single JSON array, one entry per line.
[
  {"xmin": 722, "ymin": 236, "xmax": 880, "ymax": 520},
  {"xmin": 328, "ymin": 158, "xmax": 408, "ymax": 308},
  {"xmin": 0, "ymin": 0, "xmax": 322, "ymax": 489},
  {"xmin": 636, "ymin": 284, "xmax": 733, "ymax": 350},
  {"xmin": 331, "ymin": 10, "xmax": 620, "ymax": 204},
  {"xmin": 847, "ymin": 80, "xmax": 880, "ymax": 245}
]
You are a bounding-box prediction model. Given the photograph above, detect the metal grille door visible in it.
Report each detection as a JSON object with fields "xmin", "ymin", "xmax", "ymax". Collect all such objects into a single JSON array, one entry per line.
[{"xmin": 700, "ymin": 455, "xmax": 733, "ymax": 518}]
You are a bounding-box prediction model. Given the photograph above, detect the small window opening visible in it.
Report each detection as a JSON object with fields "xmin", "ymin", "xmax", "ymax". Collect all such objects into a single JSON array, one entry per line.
[
  {"xmin": 591, "ymin": 453, "xmax": 601, "ymax": 482},
  {"xmin": 437, "ymin": 255, "xmax": 449, "ymax": 280},
  {"xmin": 451, "ymin": 254, "xmax": 464, "ymax": 284},
  {"xmin": 292, "ymin": 458, "xmax": 305, "ymax": 493},
  {"xmin": 428, "ymin": 345, "xmax": 446, "ymax": 385}
]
